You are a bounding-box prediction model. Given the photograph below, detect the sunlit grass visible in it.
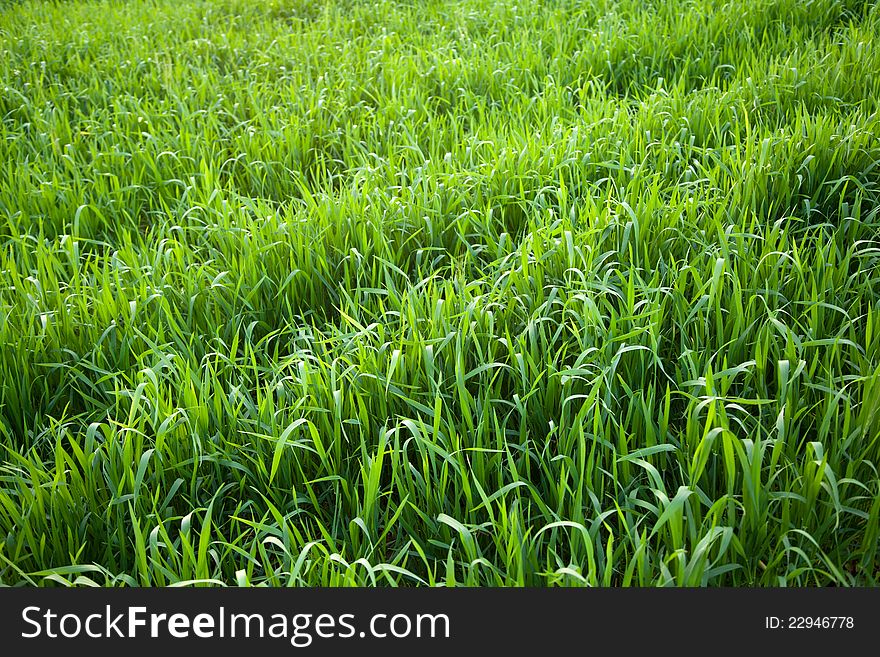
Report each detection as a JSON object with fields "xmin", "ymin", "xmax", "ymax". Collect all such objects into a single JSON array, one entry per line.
[{"xmin": 0, "ymin": 0, "xmax": 879, "ymax": 586}]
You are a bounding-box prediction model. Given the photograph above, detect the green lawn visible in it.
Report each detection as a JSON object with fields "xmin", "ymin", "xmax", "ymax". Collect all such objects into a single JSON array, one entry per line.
[{"xmin": 1, "ymin": 0, "xmax": 879, "ymax": 586}]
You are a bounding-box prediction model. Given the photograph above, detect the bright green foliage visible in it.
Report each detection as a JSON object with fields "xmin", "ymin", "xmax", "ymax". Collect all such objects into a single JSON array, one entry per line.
[{"xmin": 0, "ymin": 0, "xmax": 879, "ymax": 586}]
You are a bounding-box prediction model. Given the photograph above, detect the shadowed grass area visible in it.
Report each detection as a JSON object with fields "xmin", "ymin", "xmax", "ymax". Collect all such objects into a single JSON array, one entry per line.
[{"xmin": 0, "ymin": 0, "xmax": 879, "ymax": 586}]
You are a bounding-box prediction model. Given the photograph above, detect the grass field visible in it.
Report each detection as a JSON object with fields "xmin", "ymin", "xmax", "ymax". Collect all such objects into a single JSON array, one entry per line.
[{"xmin": 1, "ymin": 0, "xmax": 879, "ymax": 587}]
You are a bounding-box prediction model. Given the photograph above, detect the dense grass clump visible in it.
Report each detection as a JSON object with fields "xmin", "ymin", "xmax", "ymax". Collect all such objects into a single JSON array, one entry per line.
[{"xmin": 1, "ymin": 0, "xmax": 879, "ymax": 586}]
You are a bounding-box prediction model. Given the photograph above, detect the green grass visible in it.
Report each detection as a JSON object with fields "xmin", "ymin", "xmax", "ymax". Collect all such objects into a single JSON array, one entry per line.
[{"xmin": 0, "ymin": 0, "xmax": 879, "ymax": 587}]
